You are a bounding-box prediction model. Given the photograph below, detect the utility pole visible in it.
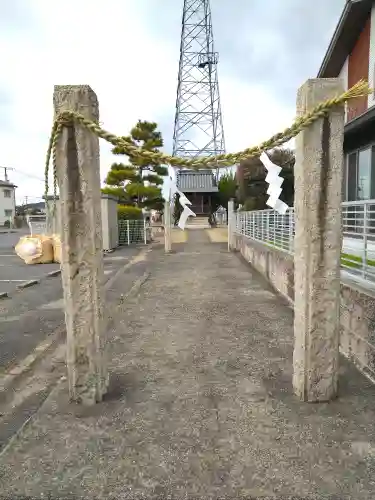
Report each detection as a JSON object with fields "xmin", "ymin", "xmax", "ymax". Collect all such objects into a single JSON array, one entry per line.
[{"xmin": 0, "ymin": 166, "xmax": 14, "ymax": 182}]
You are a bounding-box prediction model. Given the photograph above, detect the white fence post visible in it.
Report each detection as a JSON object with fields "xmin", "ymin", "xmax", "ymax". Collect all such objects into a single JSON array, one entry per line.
[
  {"xmin": 144, "ymin": 219, "xmax": 147, "ymax": 245},
  {"xmin": 127, "ymin": 220, "xmax": 130, "ymax": 246},
  {"xmin": 164, "ymin": 200, "xmax": 172, "ymax": 253},
  {"xmin": 227, "ymin": 199, "xmax": 235, "ymax": 251},
  {"xmin": 363, "ymin": 202, "xmax": 368, "ymax": 279}
]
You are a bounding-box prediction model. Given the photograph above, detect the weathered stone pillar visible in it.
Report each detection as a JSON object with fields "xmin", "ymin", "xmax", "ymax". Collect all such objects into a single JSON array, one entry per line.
[
  {"xmin": 44, "ymin": 195, "xmax": 61, "ymax": 234},
  {"xmin": 53, "ymin": 85, "xmax": 108, "ymax": 405},
  {"xmin": 293, "ymin": 78, "xmax": 344, "ymax": 402},
  {"xmin": 227, "ymin": 199, "xmax": 235, "ymax": 252},
  {"xmin": 164, "ymin": 200, "xmax": 172, "ymax": 253}
]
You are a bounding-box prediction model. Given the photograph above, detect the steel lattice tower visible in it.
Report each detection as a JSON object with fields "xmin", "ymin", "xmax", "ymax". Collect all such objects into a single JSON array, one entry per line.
[{"xmin": 172, "ymin": 0, "xmax": 226, "ymax": 169}]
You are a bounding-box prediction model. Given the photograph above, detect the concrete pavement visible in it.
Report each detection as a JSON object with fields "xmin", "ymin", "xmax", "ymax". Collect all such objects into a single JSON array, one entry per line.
[
  {"xmin": 0, "ymin": 231, "xmax": 375, "ymax": 498},
  {"xmin": 0, "ymin": 242, "xmax": 152, "ymax": 456},
  {"xmin": 0, "ymin": 245, "xmax": 145, "ymax": 374},
  {"xmin": 0, "ymin": 230, "xmax": 59, "ymax": 295}
]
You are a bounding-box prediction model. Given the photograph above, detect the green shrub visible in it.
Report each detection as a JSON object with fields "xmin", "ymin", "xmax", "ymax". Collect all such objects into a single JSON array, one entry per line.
[{"xmin": 117, "ymin": 205, "xmax": 143, "ymax": 220}]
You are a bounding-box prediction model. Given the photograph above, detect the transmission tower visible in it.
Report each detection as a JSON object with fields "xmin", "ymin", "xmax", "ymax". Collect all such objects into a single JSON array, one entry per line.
[{"xmin": 172, "ymin": 0, "xmax": 226, "ymax": 172}]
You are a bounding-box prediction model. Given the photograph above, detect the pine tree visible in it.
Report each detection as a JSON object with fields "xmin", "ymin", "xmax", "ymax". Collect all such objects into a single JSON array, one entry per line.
[
  {"xmin": 103, "ymin": 120, "xmax": 168, "ymax": 211},
  {"xmin": 217, "ymin": 171, "xmax": 237, "ymax": 208}
]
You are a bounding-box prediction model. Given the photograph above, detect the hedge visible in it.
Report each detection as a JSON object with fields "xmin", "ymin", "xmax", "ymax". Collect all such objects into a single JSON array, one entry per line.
[{"xmin": 117, "ymin": 205, "xmax": 143, "ymax": 220}]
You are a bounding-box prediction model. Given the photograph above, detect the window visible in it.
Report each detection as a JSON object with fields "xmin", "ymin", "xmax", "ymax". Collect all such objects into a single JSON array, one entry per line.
[
  {"xmin": 357, "ymin": 148, "xmax": 372, "ymax": 200},
  {"xmin": 347, "ymin": 152, "xmax": 357, "ymax": 201},
  {"xmin": 345, "ymin": 147, "xmax": 375, "ymax": 201},
  {"xmin": 3, "ymin": 189, "xmax": 11, "ymax": 198},
  {"xmin": 4, "ymin": 210, "xmax": 12, "ymax": 217}
]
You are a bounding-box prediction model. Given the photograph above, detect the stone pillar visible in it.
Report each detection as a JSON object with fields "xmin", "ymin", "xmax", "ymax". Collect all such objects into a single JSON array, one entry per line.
[
  {"xmin": 293, "ymin": 78, "xmax": 344, "ymax": 402},
  {"xmin": 45, "ymin": 196, "xmax": 61, "ymax": 234},
  {"xmin": 227, "ymin": 199, "xmax": 235, "ymax": 252},
  {"xmin": 53, "ymin": 85, "xmax": 108, "ymax": 405},
  {"xmin": 164, "ymin": 200, "xmax": 172, "ymax": 253}
]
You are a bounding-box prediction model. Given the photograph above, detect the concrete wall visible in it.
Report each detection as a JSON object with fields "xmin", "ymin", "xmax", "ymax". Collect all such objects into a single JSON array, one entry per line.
[
  {"xmin": 233, "ymin": 233, "xmax": 375, "ymax": 381},
  {"xmin": 101, "ymin": 195, "xmax": 119, "ymax": 251}
]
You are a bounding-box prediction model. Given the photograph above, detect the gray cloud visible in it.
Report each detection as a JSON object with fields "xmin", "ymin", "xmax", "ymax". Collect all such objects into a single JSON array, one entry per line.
[{"xmin": 143, "ymin": 0, "xmax": 346, "ymax": 107}]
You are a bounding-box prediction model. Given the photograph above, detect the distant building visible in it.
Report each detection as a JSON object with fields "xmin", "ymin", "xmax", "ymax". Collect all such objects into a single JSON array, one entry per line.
[
  {"xmin": 176, "ymin": 169, "xmax": 218, "ymax": 215},
  {"xmin": 0, "ymin": 180, "xmax": 16, "ymax": 226},
  {"xmin": 318, "ymin": 0, "xmax": 375, "ymax": 201}
]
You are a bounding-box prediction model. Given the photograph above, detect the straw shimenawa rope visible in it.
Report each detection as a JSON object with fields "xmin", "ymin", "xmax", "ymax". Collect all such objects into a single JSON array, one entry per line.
[{"xmin": 45, "ymin": 79, "xmax": 372, "ymax": 201}]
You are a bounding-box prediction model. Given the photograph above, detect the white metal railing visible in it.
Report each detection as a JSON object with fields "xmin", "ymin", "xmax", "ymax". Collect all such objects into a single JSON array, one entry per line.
[
  {"xmin": 234, "ymin": 199, "xmax": 375, "ymax": 284},
  {"xmin": 235, "ymin": 208, "xmax": 295, "ymax": 254},
  {"xmin": 341, "ymin": 200, "xmax": 375, "ymax": 282},
  {"xmin": 26, "ymin": 214, "xmax": 57, "ymax": 236}
]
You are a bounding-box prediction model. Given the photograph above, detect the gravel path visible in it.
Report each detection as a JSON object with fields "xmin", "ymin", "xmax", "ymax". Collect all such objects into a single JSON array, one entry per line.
[{"xmin": 0, "ymin": 231, "xmax": 375, "ymax": 499}]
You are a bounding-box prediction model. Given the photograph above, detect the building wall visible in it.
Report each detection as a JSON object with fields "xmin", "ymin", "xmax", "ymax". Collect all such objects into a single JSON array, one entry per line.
[
  {"xmin": 368, "ymin": 4, "xmax": 375, "ymax": 108},
  {"xmin": 47, "ymin": 195, "xmax": 119, "ymax": 251},
  {"xmin": 336, "ymin": 7, "xmax": 375, "ymax": 201},
  {"xmin": 188, "ymin": 192, "xmax": 213, "ymax": 215},
  {"xmin": 0, "ymin": 186, "xmax": 16, "ymax": 226},
  {"xmin": 347, "ymin": 16, "xmax": 371, "ymax": 121}
]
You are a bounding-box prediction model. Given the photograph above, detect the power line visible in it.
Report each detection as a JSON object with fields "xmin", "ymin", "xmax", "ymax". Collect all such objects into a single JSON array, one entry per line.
[
  {"xmin": 0, "ymin": 164, "xmax": 45, "ymax": 183},
  {"xmin": 12, "ymin": 168, "xmax": 44, "ymax": 182}
]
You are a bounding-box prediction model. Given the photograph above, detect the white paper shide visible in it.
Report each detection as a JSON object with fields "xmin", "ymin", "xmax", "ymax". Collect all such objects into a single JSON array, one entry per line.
[
  {"xmin": 167, "ymin": 176, "xmax": 196, "ymax": 230},
  {"xmin": 259, "ymin": 152, "xmax": 289, "ymax": 215}
]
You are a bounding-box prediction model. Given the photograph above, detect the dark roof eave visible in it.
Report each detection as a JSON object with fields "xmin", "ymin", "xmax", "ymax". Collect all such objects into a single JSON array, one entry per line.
[
  {"xmin": 318, "ymin": 0, "xmax": 373, "ymax": 78},
  {"xmin": 344, "ymin": 106, "xmax": 375, "ymax": 134},
  {"xmin": 179, "ymin": 187, "xmax": 219, "ymax": 193}
]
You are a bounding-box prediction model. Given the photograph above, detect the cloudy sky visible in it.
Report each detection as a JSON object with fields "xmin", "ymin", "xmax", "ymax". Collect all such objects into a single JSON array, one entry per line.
[{"xmin": 1, "ymin": 0, "xmax": 345, "ymax": 204}]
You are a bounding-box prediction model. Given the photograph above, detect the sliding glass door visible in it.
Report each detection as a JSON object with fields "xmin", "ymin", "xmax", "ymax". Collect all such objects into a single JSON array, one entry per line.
[
  {"xmin": 346, "ymin": 146, "xmax": 375, "ymax": 201},
  {"xmin": 345, "ymin": 146, "xmax": 375, "ymax": 236},
  {"xmin": 357, "ymin": 148, "xmax": 372, "ymax": 200}
]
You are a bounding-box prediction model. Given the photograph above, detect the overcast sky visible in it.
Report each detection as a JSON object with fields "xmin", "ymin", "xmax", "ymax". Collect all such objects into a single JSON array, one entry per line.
[{"xmin": 1, "ymin": 0, "xmax": 345, "ymax": 204}]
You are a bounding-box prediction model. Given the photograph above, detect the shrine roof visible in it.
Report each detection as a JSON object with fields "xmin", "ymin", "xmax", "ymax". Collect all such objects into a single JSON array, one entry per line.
[{"xmin": 176, "ymin": 169, "xmax": 218, "ymax": 193}]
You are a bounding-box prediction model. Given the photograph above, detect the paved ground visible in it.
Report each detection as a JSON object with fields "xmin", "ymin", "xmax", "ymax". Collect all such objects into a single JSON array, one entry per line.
[
  {"xmin": 0, "ymin": 230, "xmax": 60, "ymax": 294},
  {"xmin": 1, "ymin": 231, "xmax": 375, "ymax": 499},
  {"xmin": 0, "ymin": 245, "xmax": 144, "ymax": 373}
]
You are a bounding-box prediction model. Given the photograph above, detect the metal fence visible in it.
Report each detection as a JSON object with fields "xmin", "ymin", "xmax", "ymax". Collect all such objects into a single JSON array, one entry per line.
[
  {"xmin": 235, "ymin": 209, "xmax": 295, "ymax": 253},
  {"xmin": 234, "ymin": 199, "xmax": 375, "ymax": 284},
  {"xmin": 26, "ymin": 214, "xmax": 58, "ymax": 236},
  {"xmin": 341, "ymin": 200, "xmax": 375, "ymax": 282},
  {"xmin": 118, "ymin": 219, "xmax": 150, "ymax": 246},
  {"xmin": 25, "ymin": 216, "xmax": 151, "ymax": 247}
]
